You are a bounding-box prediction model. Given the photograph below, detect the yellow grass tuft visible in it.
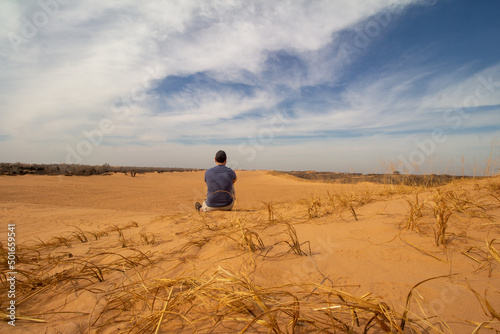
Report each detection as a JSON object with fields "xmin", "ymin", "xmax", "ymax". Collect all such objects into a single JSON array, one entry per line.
[
  {"xmin": 433, "ymin": 190, "xmax": 453, "ymax": 247},
  {"xmin": 402, "ymin": 193, "xmax": 426, "ymax": 231}
]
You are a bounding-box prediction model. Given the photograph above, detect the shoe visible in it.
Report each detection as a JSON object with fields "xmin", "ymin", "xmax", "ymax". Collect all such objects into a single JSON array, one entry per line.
[{"xmin": 195, "ymin": 202, "xmax": 202, "ymax": 212}]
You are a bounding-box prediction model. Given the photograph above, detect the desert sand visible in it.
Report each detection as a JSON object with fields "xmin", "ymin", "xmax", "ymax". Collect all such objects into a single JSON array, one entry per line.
[{"xmin": 1, "ymin": 171, "xmax": 500, "ymax": 333}]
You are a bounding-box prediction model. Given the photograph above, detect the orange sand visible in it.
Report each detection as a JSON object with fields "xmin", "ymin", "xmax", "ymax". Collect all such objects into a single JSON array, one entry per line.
[{"xmin": 1, "ymin": 171, "xmax": 499, "ymax": 333}]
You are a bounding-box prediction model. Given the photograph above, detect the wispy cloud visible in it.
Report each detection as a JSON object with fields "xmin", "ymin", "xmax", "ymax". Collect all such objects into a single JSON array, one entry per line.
[{"xmin": 0, "ymin": 0, "xmax": 498, "ymax": 174}]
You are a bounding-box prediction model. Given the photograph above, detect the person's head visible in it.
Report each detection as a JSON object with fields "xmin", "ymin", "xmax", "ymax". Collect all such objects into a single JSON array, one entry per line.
[{"xmin": 215, "ymin": 150, "xmax": 227, "ymax": 164}]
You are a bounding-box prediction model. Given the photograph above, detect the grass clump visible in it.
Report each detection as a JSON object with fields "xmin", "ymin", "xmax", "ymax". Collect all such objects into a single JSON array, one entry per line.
[
  {"xmin": 400, "ymin": 182, "xmax": 498, "ymax": 249},
  {"xmin": 51, "ymin": 236, "xmax": 72, "ymax": 248},
  {"xmin": 283, "ymin": 223, "xmax": 310, "ymax": 256},
  {"xmin": 140, "ymin": 233, "xmax": 156, "ymax": 246},
  {"xmin": 433, "ymin": 190, "xmax": 453, "ymax": 247},
  {"xmin": 334, "ymin": 192, "xmax": 359, "ymax": 221},
  {"xmin": 73, "ymin": 227, "xmax": 89, "ymax": 243},
  {"xmin": 325, "ymin": 189, "xmax": 376, "ymax": 221},
  {"xmin": 262, "ymin": 201, "xmax": 283, "ymax": 223},
  {"xmin": 239, "ymin": 227, "xmax": 265, "ymax": 253},
  {"xmin": 88, "ymin": 230, "xmax": 108, "ymax": 240},
  {"xmin": 307, "ymin": 197, "xmax": 322, "ymax": 219},
  {"xmin": 402, "ymin": 193, "xmax": 426, "ymax": 231}
]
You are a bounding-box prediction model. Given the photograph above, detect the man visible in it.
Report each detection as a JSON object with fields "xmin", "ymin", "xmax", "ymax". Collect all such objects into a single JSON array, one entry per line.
[{"xmin": 195, "ymin": 150, "xmax": 237, "ymax": 212}]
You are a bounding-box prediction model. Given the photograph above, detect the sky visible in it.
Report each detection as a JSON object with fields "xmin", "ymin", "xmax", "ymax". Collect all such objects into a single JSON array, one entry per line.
[{"xmin": 0, "ymin": 0, "xmax": 499, "ymax": 175}]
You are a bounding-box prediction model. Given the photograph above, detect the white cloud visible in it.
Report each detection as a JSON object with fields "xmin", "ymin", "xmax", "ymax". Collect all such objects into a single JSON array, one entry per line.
[
  {"xmin": 3, "ymin": 0, "xmax": 496, "ymax": 175},
  {"xmin": 419, "ymin": 64, "xmax": 500, "ymax": 111}
]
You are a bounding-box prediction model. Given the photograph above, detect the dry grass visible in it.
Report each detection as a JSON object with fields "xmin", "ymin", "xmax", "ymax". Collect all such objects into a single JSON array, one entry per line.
[
  {"xmin": 73, "ymin": 227, "xmax": 89, "ymax": 243},
  {"xmin": 282, "ymin": 223, "xmax": 310, "ymax": 256},
  {"xmin": 402, "ymin": 193, "xmax": 426, "ymax": 231},
  {"xmin": 487, "ymin": 239, "xmax": 500, "ymax": 266},
  {"xmin": 237, "ymin": 223, "xmax": 265, "ymax": 253},
  {"xmin": 140, "ymin": 233, "xmax": 156, "ymax": 246},
  {"xmin": 89, "ymin": 266, "xmax": 434, "ymax": 333},
  {"xmin": 379, "ymin": 183, "xmax": 422, "ymax": 197},
  {"xmin": 467, "ymin": 281, "xmax": 500, "ymax": 333},
  {"xmin": 324, "ymin": 190, "xmax": 375, "ymax": 221},
  {"xmin": 263, "ymin": 201, "xmax": 277, "ymax": 223},
  {"xmin": 2, "ymin": 175, "xmax": 500, "ymax": 332},
  {"xmin": 433, "ymin": 190, "xmax": 453, "ymax": 247},
  {"xmin": 399, "ymin": 179, "xmax": 500, "ymax": 249},
  {"xmin": 291, "ymin": 189, "xmax": 379, "ymax": 222},
  {"xmin": 335, "ymin": 192, "xmax": 359, "ymax": 221},
  {"xmin": 0, "ymin": 215, "xmax": 449, "ymax": 333},
  {"xmin": 307, "ymin": 197, "xmax": 322, "ymax": 219},
  {"xmin": 6, "ymin": 217, "xmax": 424, "ymax": 333}
]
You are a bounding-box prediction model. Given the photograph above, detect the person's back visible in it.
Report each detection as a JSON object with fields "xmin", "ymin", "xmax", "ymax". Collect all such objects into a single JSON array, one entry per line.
[
  {"xmin": 195, "ymin": 150, "xmax": 237, "ymax": 212},
  {"xmin": 205, "ymin": 164, "xmax": 235, "ymax": 207}
]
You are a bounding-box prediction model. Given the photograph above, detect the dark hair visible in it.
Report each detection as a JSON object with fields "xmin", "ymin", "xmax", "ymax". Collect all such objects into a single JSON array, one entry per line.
[{"xmin": 215, "ymin": 150, "xmax": 227, "ymax": 163}]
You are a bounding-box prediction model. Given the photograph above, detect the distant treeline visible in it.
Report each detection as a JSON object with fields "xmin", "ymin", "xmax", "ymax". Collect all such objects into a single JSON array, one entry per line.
[
  {"xmin": 274, "ymin": 171, "xmax": 478, "ymax": 187},
  {"xmin": 0, "ymin": 162, "xmax": 200, "ymax": 176}
]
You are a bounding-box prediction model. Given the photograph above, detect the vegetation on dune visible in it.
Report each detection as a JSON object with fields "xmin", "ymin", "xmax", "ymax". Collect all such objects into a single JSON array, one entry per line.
[
  {"xmin": 1, "ymin": 174, "xmax": 500, "ymax": 332},
  {"xmin": 0, "ymin": 220, "xmax": 443, "ymax": 333},
  {"xmin": 272, "ymin": 170, "xmax": 483, "ymax": 187},
  {"xmin": 0, "ymin": 162, "xmax": 199, "ymax": 176}
]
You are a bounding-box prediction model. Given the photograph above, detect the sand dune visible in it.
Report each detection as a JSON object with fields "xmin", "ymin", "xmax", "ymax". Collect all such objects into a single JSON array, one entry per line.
[{"xmin": 1, "ymin": 171, "xmax": 499, "ymax": 333}]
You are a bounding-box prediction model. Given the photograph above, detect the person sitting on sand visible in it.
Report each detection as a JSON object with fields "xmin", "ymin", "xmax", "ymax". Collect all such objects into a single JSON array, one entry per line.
[{"xmin": 195, "ymin": 150, "xmax": 237, "ymax": 212}]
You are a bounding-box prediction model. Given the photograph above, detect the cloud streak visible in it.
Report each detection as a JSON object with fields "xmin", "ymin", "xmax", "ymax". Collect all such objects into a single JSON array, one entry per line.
[{"xmin": 0, "ymin": 0, "xmax": 499, "ymax": 174}]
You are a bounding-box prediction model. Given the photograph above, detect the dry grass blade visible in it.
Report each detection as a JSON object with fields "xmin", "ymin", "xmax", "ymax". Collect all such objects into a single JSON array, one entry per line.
[
  {"xmin": 471, "ymin": 320, "xmax": 500, "ymax": 334},
  {"xmin": 462, "ymin": 250, "xmax": 483, "ymax": 264},
  {"xmin": 484, "ymin": 296, "xmax": 500, "ymax": 321},
  {"xmin": 0, "ymin": 312, "xmax": 48, "ymax": 323},
  {"xmin": 154, "ymin": 287, "xmax": 173, "ymax": 334},
  {"xmin": 466, "ymin": 280, "xmax": 500, "ymax": 322},
  {"xmin": 486, "ymin": 239, "xmax": 500, "ymax": 265},
  {"xmin": 400, "ymin": 274, "xmax": 457, "ymax": 330},
  {"xmin": 400, "ymin": 236, "xmax": 448, "ymax": 264}
]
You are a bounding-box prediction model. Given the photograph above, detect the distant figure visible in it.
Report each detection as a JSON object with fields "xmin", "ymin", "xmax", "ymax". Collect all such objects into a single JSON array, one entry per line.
[{"xmin": 195, "ymin": 150, "xmax": 237, "ymax": 212}]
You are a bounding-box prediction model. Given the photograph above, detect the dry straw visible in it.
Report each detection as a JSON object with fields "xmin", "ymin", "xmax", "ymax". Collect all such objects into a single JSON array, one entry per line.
[
  {"xmin": 433, "ymin": 190, "xmax": 453, "ymax": 247},
  {"xmin": 2, "ymin": 173, "xmax": 500, "ymax": 332},
  {"xmin": 90, "ymin": 266, "xmax": 431, "ymax": 333},
  {"xmin": 402, "ymin": 193, "xmax": 426, "ymax": 231}
]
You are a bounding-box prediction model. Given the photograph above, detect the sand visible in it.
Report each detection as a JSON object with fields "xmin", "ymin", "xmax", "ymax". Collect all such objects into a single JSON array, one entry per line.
[{"xmin": 1, "ymin": 171, "xmax": 499, "ymax": 333}]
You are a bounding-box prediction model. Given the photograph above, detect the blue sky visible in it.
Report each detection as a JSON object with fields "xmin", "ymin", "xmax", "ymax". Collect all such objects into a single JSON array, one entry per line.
[{"xmin": 1, "ymin": 0, "xmax": 499, "ymax": 175}]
